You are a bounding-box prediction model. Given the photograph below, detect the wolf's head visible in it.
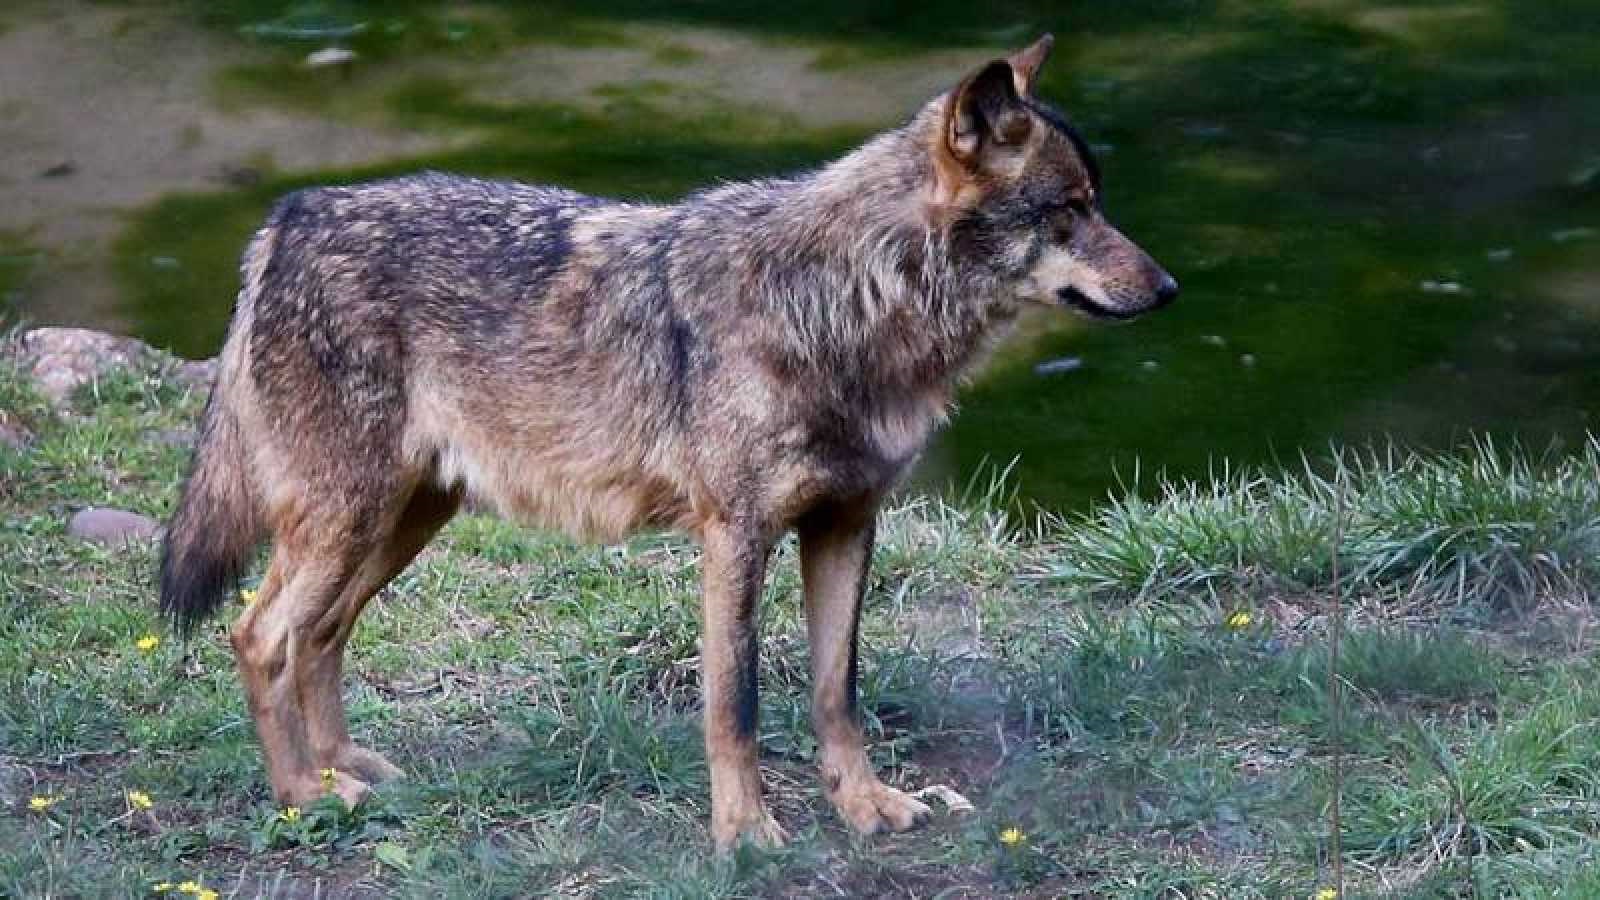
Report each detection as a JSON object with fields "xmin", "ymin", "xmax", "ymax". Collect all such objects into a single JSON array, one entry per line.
[{"xmin": 929, "ymin": 36, "xmax": 1177, "ymax": 320}]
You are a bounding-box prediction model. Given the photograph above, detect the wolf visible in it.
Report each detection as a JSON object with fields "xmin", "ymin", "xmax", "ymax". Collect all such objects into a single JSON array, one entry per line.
[{"xmin": 160, "ymin": 34, "xmax": 1177, "ymax": 851}]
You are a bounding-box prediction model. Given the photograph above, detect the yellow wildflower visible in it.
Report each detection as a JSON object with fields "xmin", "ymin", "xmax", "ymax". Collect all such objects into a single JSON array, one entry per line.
[
  {"xmin": 152, "ymin": 883, "xmax": 173, "ymax": 893},
  {"xmin": 197, "ymin": 890, "xmax": 219, "ymax": 900},
  {"xmin": 1225, "ymin": 610, "xmax": 1252, "ymax": 630},
  {"xmin": 126, "ymin": 789, "xmax": 154, "ymax": 810},
  {"xmin": 279, "ymin": 805, "xmax": 301, "ymax": 823},
  {"xmin": 176, "ymin": 882, "xmax": 202, "ymax": 894},
  {"xmin": 28, "ymin": 795, "xmax": 59, "ymax": 811},
  {"xmin": 240, "ymin": 588, "xmax": 258, "ymax": 605},
  {"xmin": 1314, "ymin": 890, "xmax": 1338, "ymax": 900},
  {"xmin": 136, "ymin": 634, "xmax": 160, "ymax": 653},
  {"xmin": 999, "ymin": 826, "xmax": 1025, "ymax": 846},
  {"xmin": 320, "ymin": 767, "xmax": 338, "ymax": 789}
]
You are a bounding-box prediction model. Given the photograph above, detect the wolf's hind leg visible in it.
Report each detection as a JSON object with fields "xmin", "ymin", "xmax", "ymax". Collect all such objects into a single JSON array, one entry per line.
[
  {"xmin": 799, "ymin": 503, "xmax": 932, "ymax": 836},
  {"xmin": 300, "ymin": 483, "xmax": 461, "ymax": 786},
  {"xmin": 230, "ymin": 509, "xmax": 378, "ymax": 808}
]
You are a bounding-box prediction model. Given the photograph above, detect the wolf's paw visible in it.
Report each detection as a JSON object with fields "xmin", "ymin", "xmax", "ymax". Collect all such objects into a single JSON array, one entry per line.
[
  {"xmin": 329, "ymin": 744, "xmax": 405, "ymax": 785},
  {"xmin": 276, "ymin": 768, "xmax": 371, "ymax": 809},
  {"xmin": 329, "ymin": 770, "xmax": 372, "ymax": 808},
  {"xmin": 830, "ymin": 779, "xmax": 932, "ymax": 835},
  {"xmin": 713, "ymin": 806, "xmax": 789, "ymax": 854}
]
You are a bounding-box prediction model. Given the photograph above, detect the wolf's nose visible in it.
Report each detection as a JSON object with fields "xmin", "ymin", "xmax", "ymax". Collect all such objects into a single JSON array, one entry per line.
[{"xmin": 1154, "ymin": 273, "xmax": 1179, "ymax": 306}]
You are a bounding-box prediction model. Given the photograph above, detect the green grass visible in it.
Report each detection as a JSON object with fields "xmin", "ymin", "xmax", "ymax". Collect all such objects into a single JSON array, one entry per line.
[
  {"xmin": 1042, "ymin": 443, "xmax": 1600, "ymax": 610},
  {"xmin": 6, "ymin": 348, "xmax": 1600, "ymax": 897}
]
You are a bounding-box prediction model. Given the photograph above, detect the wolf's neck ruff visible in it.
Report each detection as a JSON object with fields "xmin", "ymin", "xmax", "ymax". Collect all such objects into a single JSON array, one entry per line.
[{"xmin": 714, "ymin": 103, "xmax": 1021, "ymax": 399}]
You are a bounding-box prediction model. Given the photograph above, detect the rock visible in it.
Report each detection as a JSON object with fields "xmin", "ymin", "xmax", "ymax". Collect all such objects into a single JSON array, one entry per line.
[
  {"xmin": 67, "ymin": 508, "xmax": 162, "ymax": 547},
  {"xmin": 172, "ymin": 358, "xmax": 218, "ymax": 393},
  {"xmin": 8, "ymin": 327, "xmax": 215, "ymax": 406},
  {"xmin": 305, "ymin": 46, "xmax": 357, "ymax": 69},
  {"xmin": 1033, "ymin": 356, "xmax": 1083, "ymax": 376},
  {"xmin": 12, "ymin": 327, "xmax": 159, "ymax": 406},
  {"xmin": 1420, "ymin": 279, "xmax": 1469, "ymax": 295}
]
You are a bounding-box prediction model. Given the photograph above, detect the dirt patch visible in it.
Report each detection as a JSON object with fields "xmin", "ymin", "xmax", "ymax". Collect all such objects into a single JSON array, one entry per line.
[
  {"xmin": 462, "ymin": 24, "xmax": 980, "ymax": 128},
  {"xmin": 0, "ymin": 2, "xmax": 458, "ymax": 331}
]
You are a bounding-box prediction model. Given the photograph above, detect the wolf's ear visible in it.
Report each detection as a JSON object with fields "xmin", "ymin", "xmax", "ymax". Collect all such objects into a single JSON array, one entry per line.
[
  {"xmin": 1007, "ymin": 34, "xmax": 1054, "ymax": 96},
  {"xmin": 941, "ymin": 59, "xmax": 1032, "ymax": 171}
]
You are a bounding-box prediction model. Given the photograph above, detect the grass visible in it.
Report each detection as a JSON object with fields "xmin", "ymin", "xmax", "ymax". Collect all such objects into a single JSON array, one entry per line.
[
  {"xmin": 1041, "ymin": 443, "xmax": 1600, "ymax": 611},
  {"xmin": 5, "ymin": 345, "xmax": 1600, "ymax": 897}
]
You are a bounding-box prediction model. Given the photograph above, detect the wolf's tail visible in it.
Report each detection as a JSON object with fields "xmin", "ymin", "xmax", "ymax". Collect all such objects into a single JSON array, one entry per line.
[{"xmin": 160, "ymin": 231, "xmax": 273, "ymax": 636}]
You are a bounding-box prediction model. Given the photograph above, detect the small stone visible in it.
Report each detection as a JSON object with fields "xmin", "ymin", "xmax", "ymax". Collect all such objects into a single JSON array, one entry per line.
[
  {"xmin": 68, "ymin": 508, "xmax": 161, "ymax": 547},
  {"xmin": 1033, "ymin": 356, "xmax": 1083, "ymax": 376},
  {"xmin": 1551, "ymin": 227, "xmax": 1597, "ymax": 243},
  {"xmin": 1200, "ymin": 334, "xmax": 1227, "ymax": 347},
  {"xmin": 305, "ymin": 46, "xmax": 357, "ymax": 68},
  {"xmin": 1140, "ymin": 360, "xmax": 1160, "ymax": 371},
  {"xmin": 1486, "ymin": 247, "xmax": 1514, "ymax": 262},
  {"xmin": 171, "ymin": 358, "xmax": 218, "ymax": 393},
  {"xmin": 1239, "ymin": 353, "xmax": 1257, "ymax": 367}
]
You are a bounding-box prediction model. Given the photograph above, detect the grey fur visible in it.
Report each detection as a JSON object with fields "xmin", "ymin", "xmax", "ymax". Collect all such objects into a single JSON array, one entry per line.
[{"xmin": 159, "ymin": 36, "xmax": 1176, "ymax": 851}]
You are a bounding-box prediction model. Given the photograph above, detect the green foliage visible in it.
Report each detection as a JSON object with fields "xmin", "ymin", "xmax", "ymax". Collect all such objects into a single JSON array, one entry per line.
[{"xmin": 1044, "ymin": 442, "xmax": 1600, "ymax": 611}]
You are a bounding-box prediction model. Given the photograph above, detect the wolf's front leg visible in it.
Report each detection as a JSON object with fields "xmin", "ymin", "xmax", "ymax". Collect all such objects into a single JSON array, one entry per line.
[
  {"xmin": 699, "ymin": 520, "xmax": 787, "ymax": 852},
  {"xmin": 799, "ymin": 504, "xmax": 932, "ymax": 835}
]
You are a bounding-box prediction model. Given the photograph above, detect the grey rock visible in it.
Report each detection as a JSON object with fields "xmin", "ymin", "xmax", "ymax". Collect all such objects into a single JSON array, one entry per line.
[
  {"xmin": 7, "ymin": 327, "xmax": 215, "ymax": 406},
  {"xmin": 68, "ymin": 507, "xmax": 162, "ymax": 547},
  {"xmin": 171, "ymin": 358, "xmax": 218, "ymax": 393},
  {"xmin": 13, "ymin": 327, "xmax": 158, "ymax": 406}
]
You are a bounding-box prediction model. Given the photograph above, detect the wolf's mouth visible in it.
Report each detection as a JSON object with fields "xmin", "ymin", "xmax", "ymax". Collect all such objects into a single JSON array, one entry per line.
[{"xmin": 1056, "ymin": 286, "xmax": 1142, "ymax": 321}]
